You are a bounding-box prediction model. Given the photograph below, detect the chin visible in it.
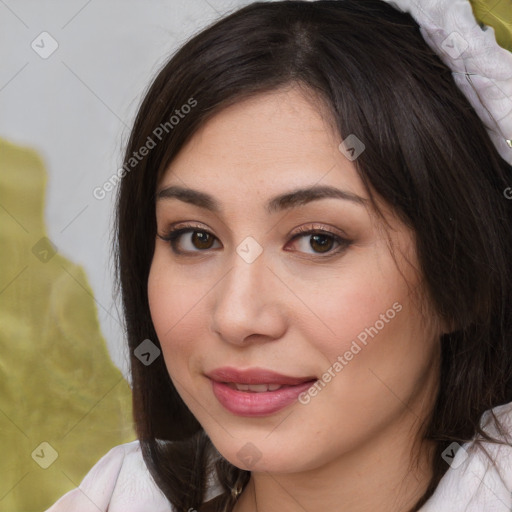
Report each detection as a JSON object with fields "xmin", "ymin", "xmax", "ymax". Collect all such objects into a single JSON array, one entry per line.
[{"xmin": 203, "ymin": 428, "xmax": 328, "ymax": 474}]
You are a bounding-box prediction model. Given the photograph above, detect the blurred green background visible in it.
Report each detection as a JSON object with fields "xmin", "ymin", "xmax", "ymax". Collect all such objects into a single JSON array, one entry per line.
[
  {"xmin": 470, "ymin": 0, "xmax": 512, "ymax": 51},
  {"xmin": 0, "ymin": 139, "xmax": 135, "ymax": 512}
]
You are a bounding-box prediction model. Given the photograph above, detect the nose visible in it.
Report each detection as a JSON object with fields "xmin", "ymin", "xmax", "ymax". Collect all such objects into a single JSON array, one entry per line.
[{"xmin": 210, "ymin": 246, "xmax": 288, "ymax": 346}]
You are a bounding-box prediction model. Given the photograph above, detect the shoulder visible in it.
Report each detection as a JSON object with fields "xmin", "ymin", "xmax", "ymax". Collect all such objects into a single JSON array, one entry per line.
[
  {"xmin": 420, "ymin": 401, "xmax": 512, "ymax": 512},
  {"xmin": 44, "ymin": 440, "xmax": 175, "ymax": 512}
]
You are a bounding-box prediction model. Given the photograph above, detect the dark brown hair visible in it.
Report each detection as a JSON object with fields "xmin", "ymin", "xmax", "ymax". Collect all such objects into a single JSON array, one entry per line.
[{"xmin": 114, "ymin": 1, "xmax": 512, "ymax": 511}]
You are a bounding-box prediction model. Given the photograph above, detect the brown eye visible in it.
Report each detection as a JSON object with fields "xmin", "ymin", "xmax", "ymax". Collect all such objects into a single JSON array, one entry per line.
[
  {"xmin": 309, "ymin": 234, "xmax": 334, "ymax": 253},
  {"xmin": 158, "ymin": 227, "xmax": 221, "ymax": 254},
  {"xmin": 191, "ymin": 231, "xmax": 215, "ymax": 249},
  {"xmin": 286, "ymin": 227, "xmax": 351, "ymax": 257}
]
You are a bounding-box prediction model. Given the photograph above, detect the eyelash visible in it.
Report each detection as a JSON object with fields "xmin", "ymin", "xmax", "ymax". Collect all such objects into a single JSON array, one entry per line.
[{"xmin": 157, "ymin": 222, "xmax": 352, "ymax": 258}]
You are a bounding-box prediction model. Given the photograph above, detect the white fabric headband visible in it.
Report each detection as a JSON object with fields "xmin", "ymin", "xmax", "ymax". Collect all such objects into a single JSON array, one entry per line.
[
  {"xmin": 303, "ymin": 0, "xmax": 512, "ymax": 164},
  {"xmin": 381, "ymin": 0, "xmax": 512, "ymax": 165}
]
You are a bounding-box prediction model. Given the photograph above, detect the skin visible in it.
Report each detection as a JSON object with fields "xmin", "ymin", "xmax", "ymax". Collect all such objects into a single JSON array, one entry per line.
[{"xmin": 148, "ymin": 84, "xmax": 447, "ymax": 512}]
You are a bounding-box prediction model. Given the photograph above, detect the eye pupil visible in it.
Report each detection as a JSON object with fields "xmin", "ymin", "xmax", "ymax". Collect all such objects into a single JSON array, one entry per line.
[
  {"xmin": 192, "ymin": 231, "xmax": 214, "ymax": 249},
  {"xmin": 310, "ymin": 234, "xmax": 333, "ymax": 253}
]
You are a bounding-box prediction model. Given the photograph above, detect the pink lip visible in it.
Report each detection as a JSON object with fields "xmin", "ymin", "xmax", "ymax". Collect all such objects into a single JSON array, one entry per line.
[{"xmin": 206, "ymin": 366, "xmax": 317, "ymax": 417}]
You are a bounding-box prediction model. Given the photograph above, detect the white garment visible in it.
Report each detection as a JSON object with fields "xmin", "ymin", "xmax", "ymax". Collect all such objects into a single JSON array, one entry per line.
[{"xmin": 45, "ymin": 401, "xmax": 512, "ymax": 512}]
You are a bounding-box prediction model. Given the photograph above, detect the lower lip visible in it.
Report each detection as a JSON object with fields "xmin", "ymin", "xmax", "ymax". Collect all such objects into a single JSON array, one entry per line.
[{"xmin": 210, "ymin": 379, "xmax": 317, "ymax": 417}]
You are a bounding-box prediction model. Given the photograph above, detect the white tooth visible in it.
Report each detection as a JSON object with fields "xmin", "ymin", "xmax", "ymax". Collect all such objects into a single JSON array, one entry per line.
[
  {"xmin": 233, "ymin": 383, "xmax": 284, "ymax": 392},
  {"xmin": 247, "ymin": 384, "xmax": 268, "ymax": 392}
]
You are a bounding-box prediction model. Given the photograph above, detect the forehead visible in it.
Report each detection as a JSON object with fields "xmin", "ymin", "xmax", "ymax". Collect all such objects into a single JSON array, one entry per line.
[{"xmin": 158, "ymin": 86, "xmax": 366, "ymax": 200}]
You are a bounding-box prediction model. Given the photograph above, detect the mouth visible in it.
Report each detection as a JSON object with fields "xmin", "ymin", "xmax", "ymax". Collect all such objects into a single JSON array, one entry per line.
[
  {"xmin": 206, "ymin": 366, "xmax": 318, "ymax": 417},
  {"xmin": 223, "ymin": 382, "xmax": 291, "ymax": 392},
  {"xmin": 206, "ymin": 366, "xmax": 317, "ymax": 386}
]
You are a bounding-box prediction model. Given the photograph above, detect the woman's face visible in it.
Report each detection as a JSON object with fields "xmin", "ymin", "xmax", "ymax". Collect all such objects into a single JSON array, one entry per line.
[{"xmin": 148, "ymin": 85, "xmax": 444, "ymax": 473}]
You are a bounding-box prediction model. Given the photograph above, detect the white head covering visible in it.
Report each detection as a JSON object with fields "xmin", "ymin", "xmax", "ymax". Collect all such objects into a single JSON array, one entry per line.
[{"xmin": 381, "ymin": 0, "xmax": 512, "ymax": 165}]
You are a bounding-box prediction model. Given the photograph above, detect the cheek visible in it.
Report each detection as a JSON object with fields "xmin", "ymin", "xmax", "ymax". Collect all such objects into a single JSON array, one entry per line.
[
  {"xmin": 147, "ymin": 254, "xmax": 208, "ymax": 377},
  {"xmin": 299, "ymin": 245, "xmax": 411, "ymax": 359},
  {"xmin": 297, "ymin": 241, "xmax": 437, "ymax": 405},
  {"xmin": 291, "ymin": 299, "xmax": 438, "ymax": 464},
  {"xmin": 305, "ymin": 290, "xmax": 438, "ymax": 429}
]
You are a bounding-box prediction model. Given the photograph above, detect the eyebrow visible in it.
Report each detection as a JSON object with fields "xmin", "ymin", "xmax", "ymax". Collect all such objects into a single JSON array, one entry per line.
[{"xmin": 156, "ymin": 184, "xmax": 367, "ymax": 214}]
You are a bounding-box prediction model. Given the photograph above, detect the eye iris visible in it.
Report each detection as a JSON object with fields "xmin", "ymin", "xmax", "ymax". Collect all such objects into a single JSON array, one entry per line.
[
  {"xmin": 192, "ymin": 231, "xmax": 214, "ymax": 249},
  {"xmin": 310, "ymin": 234, "xmax": 333, "ymax": 253}
]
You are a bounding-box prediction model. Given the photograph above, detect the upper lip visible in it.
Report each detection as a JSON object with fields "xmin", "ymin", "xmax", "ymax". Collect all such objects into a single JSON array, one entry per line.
[{"xmin": 206, "ymin": 366, "xmax": 317, "ymax": 386}]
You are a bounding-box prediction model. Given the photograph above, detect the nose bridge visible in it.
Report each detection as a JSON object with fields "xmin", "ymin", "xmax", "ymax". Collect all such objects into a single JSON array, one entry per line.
[
  {"xmin": 211, "ymin": 241, "xmax": 286, "ymax": 344},
  {"xmin": 219, "ymin": 245, "xmax": 268, "ymax": 316}
]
